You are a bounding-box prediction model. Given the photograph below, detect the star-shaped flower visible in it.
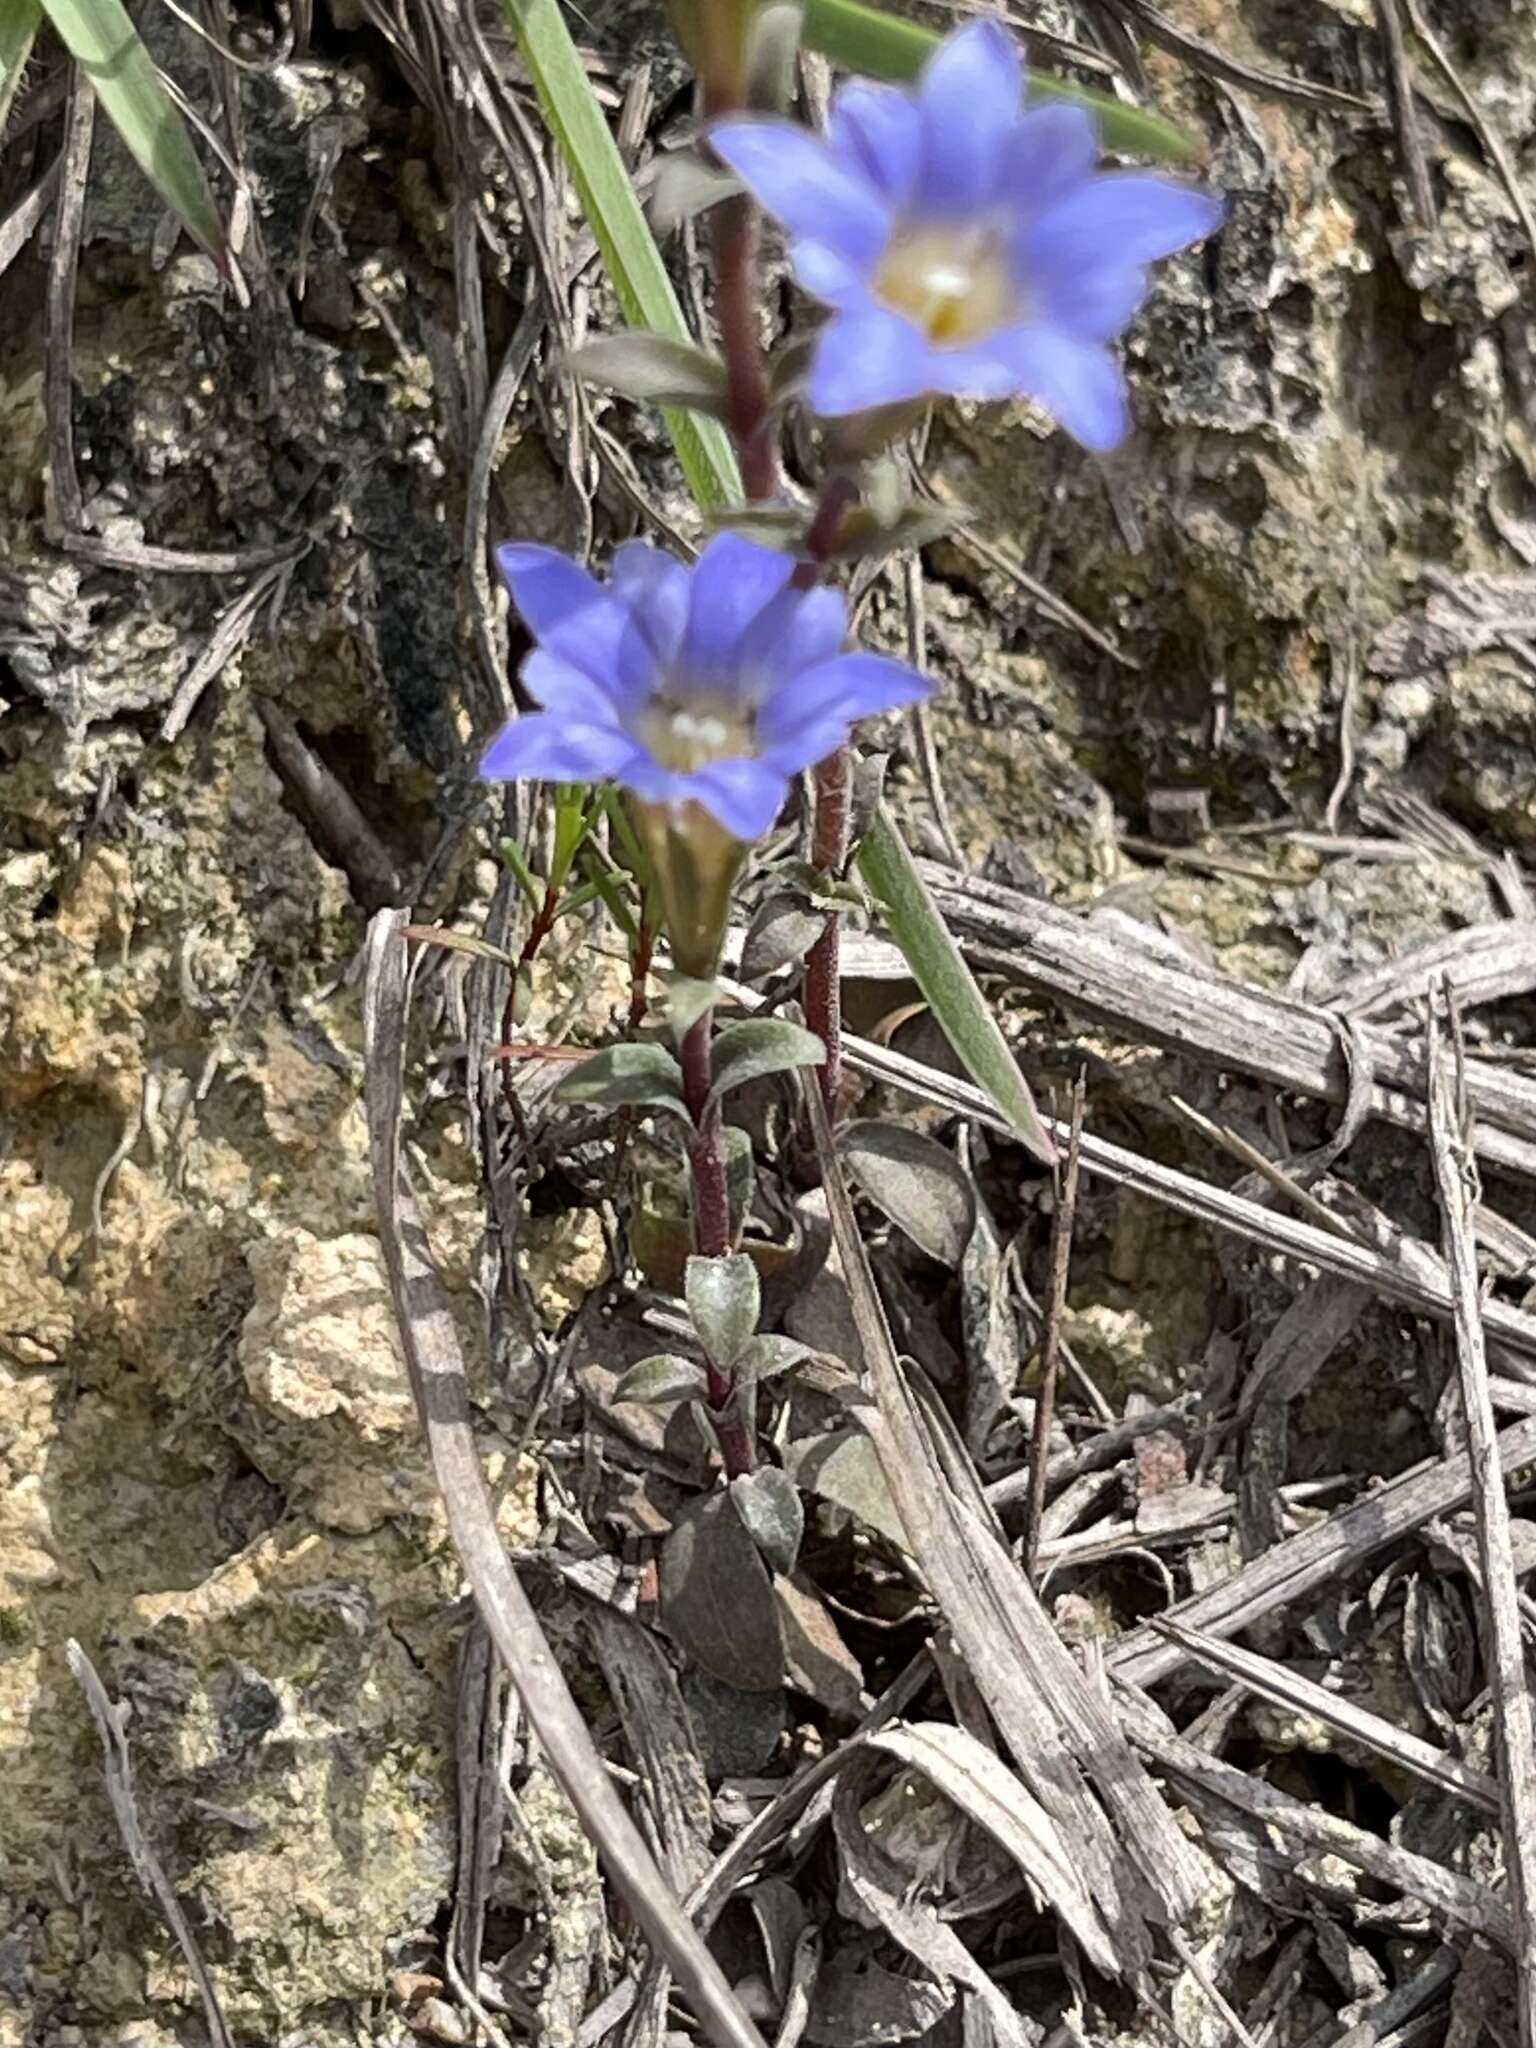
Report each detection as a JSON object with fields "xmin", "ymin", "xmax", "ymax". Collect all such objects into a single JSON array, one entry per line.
[
  {"xmin": 481, "ymin": 531, "xmax": 928, "ymax": 844},
  {"xmin": 711, "ymin": 20, "xmax": 1223, "ymax": 450}
]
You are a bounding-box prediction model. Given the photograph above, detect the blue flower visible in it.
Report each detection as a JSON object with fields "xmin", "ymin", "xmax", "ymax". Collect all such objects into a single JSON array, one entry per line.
[
  {"xmin": 480, "ymin": 531, "xmax": 929, "ymax": 843},
  {"xmin": 711, "ymin": 20, "xmax": 1223, "ymax": 451}
]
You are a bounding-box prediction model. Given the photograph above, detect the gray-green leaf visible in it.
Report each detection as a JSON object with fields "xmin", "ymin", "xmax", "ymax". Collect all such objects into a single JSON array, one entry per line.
[
  {"xmin": 659, "ymin": 1490, "xmax": 782, "ymax": 1690},
  {"xmin": 709, "ymin": 1018, "xmax": 826, "ymax": 1104},
  {"xmin": 662, "ymin": 971, "xmax": 721, "ymax": 1042},
  {"xmin": 787, "ymin": 1428, "xmax": 908, "ymax": 1551},
  {"xmin": 649, "ymin": 151, "xmax": 740, "ymax": 232},
  {"xmin": 685, "ymin": 1252, "xmax": 759, "ymax": 1368},
  {"xmin": 555, "ymin": 1041, "xmax": 687, "ymax": 1117},
  {"xmin": 735, "ymin": 1334, "xmax": 811, "ymax": 1383},
  {"xmin": 730, "ymin": 1468, "xmax": 804, "ymax": 1578},
  {"xmin": 740, "ymin": 895, "xmax": 826, "ymax": 983},
  {"xmin": 612, "ymin": 1354, "xmax": 707, "ymax": 1406},
  {"xmin": 840, "ymin": 1120, "xmax": 976, "ymax": 1267},
  {"xmin": 567, "ymin": 332, "xmax": 731, "ymax": 415},
  {"xmin": 856, "ymin": 805, "xmax": 1055, "ymax": 1166}
]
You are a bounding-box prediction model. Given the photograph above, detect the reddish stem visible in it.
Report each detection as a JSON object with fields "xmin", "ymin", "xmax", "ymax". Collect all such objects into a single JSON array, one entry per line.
[
  {"xmin": 680, "ymin": 1008, "xmax": 755, "ymax": 1477},
  {"xmin": 711, "ymin": 193, "xmax": 778, "ymax": 503}
]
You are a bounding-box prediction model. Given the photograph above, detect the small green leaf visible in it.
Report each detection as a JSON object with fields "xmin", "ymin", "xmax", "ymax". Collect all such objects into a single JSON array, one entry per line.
[
  {"xmin": 660, "ymin": 1490, "xmax": 782, "ymax": 1690},
  {"xmin": 45, "ymin": 0, "xmax": 227, "ymax": 267},
  {"xmin": 730, "ymin": 1468, "xmax": 804, "ymax": 1577},
  {"xmin": 840, "ymin": 1119, "xmax": 976, "ymax": 1267},
  {"xmin": 767, "ymin": 333, "xmax": 817, "ymax": 407},
  {"xmin": 709, "ymin": 1018, "xmax": 826, "ymax": 1105},
  {"xmin": 498, "ymin": 835, "xmax": 546, "ymax": 914},
  {"xmin": 662, "ymin": 972, "xmax": 721, "ymax": 1042},
  {"xmin": 820, "ymin": 501, "xmax": 970, "ymax": 563},
  {"xmin": 555, "ymin": 1041, "xmax": 688, "ymax": 1117},
  {"xmin": 723, "ymin": 1123, "xmax": 757, "ymax": 1233},
  {"xmin": 702, "ymin": 504, "xmax": 808, "ymax": 552},
  {"xmin": 402, "ymin": 924, "xmax": 515, "ymax": 967},
  {"xmin": 856, "ymin": 805, "xmax": 1055, "ymax": 1167},
  {"xmin": 550, "ymin": 783, "xmax": 592, "ymax": 890},
  {"xmin": 800, "ymin": 0, "xmax": 1199, "ymax": 164},
  {"xmin": 567, "ymin": 332, "xmax": 732, "ymax": 415},
  {"xmin": 787, "ymin": 1427, "xmax": 907, "ymax": 1550},
  {"xmin": 686, "ymin": 1251, "xmax": 760, "ymax": 1368},
  {"xmin": 736, "ymin": 1334, "xmax": 811, "ymax": 1383},
  {"xmin": 499, "ymin": 0, "xmax": 739, "ymax": 506},
  {"xmin": 0, "ymin": 0, "xmax": 42, "ymax": 137},
  {"xmin": 649, "ymin": 151, "xmax": 740, "ymax": 232},
  {"xmin": 745, "ymin": 0, "xmax": 804, "ymax": 111},
  {"xmin": 740, "ymin": 895, "xmax": 826, "ymax": 983},
  {"xmin": 613, "ymin": 1354, "xmax": 707, "ymax": 1406}
]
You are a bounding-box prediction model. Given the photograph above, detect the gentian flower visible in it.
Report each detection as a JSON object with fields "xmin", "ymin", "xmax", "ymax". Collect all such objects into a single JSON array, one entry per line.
[
  {"xmin": 711, "ymin": 21, "xmax": 1222, "ymax": 451},
  {"xmin": 481, "ymin": 530, "xmax": 928, "ymax": 972}
]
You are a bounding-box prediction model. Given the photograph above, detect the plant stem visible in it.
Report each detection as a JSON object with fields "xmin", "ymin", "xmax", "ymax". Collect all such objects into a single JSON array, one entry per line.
[
  {"xmin": 680, "ymin": 1007, "xmax": 755, "ymax": 1477},
  {"xmin": 710, "ymin": 191, "xmax": 777, "ymax": 501},
  {"xmin": 795, "ymin": 469, "xmax": 863, "ymax": 1116}
]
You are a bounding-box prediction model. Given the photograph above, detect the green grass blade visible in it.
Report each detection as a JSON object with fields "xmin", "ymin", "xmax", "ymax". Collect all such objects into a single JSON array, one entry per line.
[
  {"xmin": 0, "ymin": 0, "xmax": 43, "ymax": 136},
  {"xmin": 801, "ymin": 0, "xmax": 1198, "ymax": 163},
  {"xmin": 41, "ymin": 0, "xmax": 226, "ymax": 265},
  {"xmin": 857, "ymin": 804, "xmax": 1055, "ymax": 1167},
  {"xmin": 500, "ymin": 0, "xmax": 740, "ymax": 507}
]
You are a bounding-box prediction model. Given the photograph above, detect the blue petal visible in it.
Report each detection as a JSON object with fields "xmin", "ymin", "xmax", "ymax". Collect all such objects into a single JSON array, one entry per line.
[
  {"xmin": 980, "ymin": 326, "xmax": 1131, "ymax": 451},
  {"xmin": 758, "ymin": 651, "xmax": 929, "ymax": 766},
  {"xmin": 711, "ymin": 119, "xmax": 888, "ymax": 267},
  {"xmin": 680, "ymin": 533, "xmax": 797, "ymax": 692},
  {"xmin": 609, "ymin": 539, "xmax": 689, "ymax": 668},
  {"xmin": 916, "ymin": 21, "xmax": 1022, "ymax": 216},
  {"xmin": 996, "ymin": 101, "xmax": 1097, "ymax": 224},
  {"xmin": 1031, "ymin": 259, "xmax": 1149, "ymax": 343},
  {"xmin": 480, "ymin": 713, "xmax": 644, "ymax": 785},
  {"xmin": 735, "ymin": 585, "xmax": 848, "ymax": 698},
  {"xmin": 1027, "ymin": 174, "xmax": 1224, "ymax": 268},
  {"xmin": 496, "ymin": 543, "xmax": 604, "ymax": 641},
  {"xmin": 793, "ymin": 238, "xmax": 876, "ymax": 307},
  {"xmin": 520, "ymin": 649, "xmax": 638, "ymax": 724},
  {"xmin": 496, "ymin": 540, "xmax": 639, "ymax": 691},
  {"xmin": 828, "ymin": 81, "xmax": 921, "ymax": 211},
  {"xmin": 684, "ymin": 758, "xmax": 790, "ymax": 842},
  {"xmin": 805, "ymin": 303, "xmax": 937, "ymax": 416}
]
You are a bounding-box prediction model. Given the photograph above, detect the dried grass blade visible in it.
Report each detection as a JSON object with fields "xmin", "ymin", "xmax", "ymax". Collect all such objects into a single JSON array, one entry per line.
[
  {"xmin": 361, "ymin": 908, "xmax": 766, "ymax": 2048},
  {"xmin": 67, "ymin": 1640, "xmax": 236, "ymax": 2048},
  {"xmin": 806, "ymin": 1082, "xmax": 1209, "ymax": 1971},
  {"xmin": 1428, "ymin": 1002, "xmax": 1536, "ymax": 2046}
]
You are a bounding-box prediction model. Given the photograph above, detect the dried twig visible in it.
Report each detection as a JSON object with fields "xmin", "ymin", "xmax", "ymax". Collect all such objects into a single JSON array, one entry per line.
[
  {"xmin": 258, "ymin": 700, "xmax": 402, "ymax": 911},
  {"xmin": 1428, "ymin": 998, "xmax": 1536, "ymax": 2048},
  {"xmin": 361, "ymin": 909, "xmax": 767, "ymax": 2048},
  {"xmin": 67, "ymin": 1640, "xmax": 236, "ymax": 2048},
  {"xmin": 1375, "ymin": 0, "xmax": 1438, "ymax": 228},
  {"xmin": 1022, "ymin": 1075, "xmax": 1084, "ymax": 1581},
  {"xmin": 44, "ymin": 74, "xmax": 92, "ymax": 538}
]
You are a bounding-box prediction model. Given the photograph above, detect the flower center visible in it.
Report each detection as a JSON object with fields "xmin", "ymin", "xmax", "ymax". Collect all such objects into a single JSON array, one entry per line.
[
  {"xmin": 873, "ymin": 226, "xmax": 1018, "ymax": 347},
  {"xmin": 635, "ymin": 697, "xmax": 752, "ymax": 774}
]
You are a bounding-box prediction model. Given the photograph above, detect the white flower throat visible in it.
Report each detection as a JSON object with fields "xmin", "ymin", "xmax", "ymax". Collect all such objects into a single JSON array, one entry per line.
[
  {"xmin": 874, "ymin": 225, "xmax": 1018, "ymax": 347},
  {"xmin": 636, "ymin": 696, "xmax": 752, "ymax": 773}
]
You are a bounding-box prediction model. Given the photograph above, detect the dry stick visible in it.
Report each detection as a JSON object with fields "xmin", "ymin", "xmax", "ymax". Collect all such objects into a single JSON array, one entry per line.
[
  {"xmin": 44, "ymin": 72, "xmax": 92, "ymax": 538},
  {"xmin": 67, "ymin": 1641, "xmax": 237, "ymax": 2048},
  {"xmin": 1374, "ymin": 0, "xmax": 1438, "ymax": 229},
  {"xmin": 1023, "ymin": 1075, "xmax": 1085, "ymax": 1580},
  {"xmin": 1427, "ymin": 997, "xmax": 1536, "ymax": 2048},
  {"xmin": 361, "ymin": 911, "xmax": 767, "ymax": 2048}
]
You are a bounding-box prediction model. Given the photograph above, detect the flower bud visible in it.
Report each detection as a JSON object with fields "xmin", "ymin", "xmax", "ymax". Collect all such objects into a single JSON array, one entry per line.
[{"xmin": 629, "ymin": 798, "xmax": 745, "ymax": 982}]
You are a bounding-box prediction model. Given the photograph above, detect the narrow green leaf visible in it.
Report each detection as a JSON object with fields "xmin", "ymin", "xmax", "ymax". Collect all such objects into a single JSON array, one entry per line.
[
  {"xmin": 497, "ymin": 835, "xmax": 547, "ymax": 914},
  {"xmin": 43, "ymin": 0, "xmax": 227, "ymax": 265},
  {"xmin": 0, "ymin": 0, "xmax": 42, "ymax": 137},
  {"xmin": 499, "ymin": 0, "xmax": 740, "ymax": 506},
  {"xmin": 550, "ymin": 782, "xmax": 591, "ymax": 891},
  {"xmin": 708, "ymin": 1017, "xmax": 825, "ymax": 1105},
  {"xmin": 686, "ymin": 1251, "xmax": 760, "ymax": 1368},
  {"xmin": 800, "ymin": 0, "xmax": 1198, "ymax": 164},
  {"xmin": 402, "ymin": 923, "xmax": 516, "ymax": 967},
  {"xmin": 555, "ymin": 1041, "xmax": 689, "ymax": 1118},
  {"xmin": 856, "ymin": 805, "xmax": 1055, "ymax": 1167}
]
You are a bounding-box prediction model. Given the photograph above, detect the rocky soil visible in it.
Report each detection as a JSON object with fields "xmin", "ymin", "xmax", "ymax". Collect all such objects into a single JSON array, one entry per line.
[{"xmin": 2, "ymin": 0, "xmax": 1535, "ymax": 2042}]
